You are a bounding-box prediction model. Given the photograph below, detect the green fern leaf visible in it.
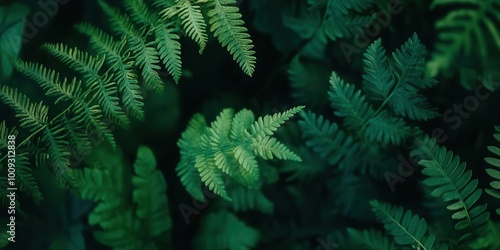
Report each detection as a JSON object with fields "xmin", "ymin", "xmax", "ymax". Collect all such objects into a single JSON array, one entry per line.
[
  {"xmin": 370, "ymin": 200, "xmax": 447, "ymax": 250},
  {"xmin": 363, "ymin": 38, "xmax": 395, "ymax": 101},
  {"xmin": 328, "ymin": 71, "xmax": 374, "ymax": 129},
  {"xmin": 14, "ymin": 153, "xmax": 43, "ymax": 204},
  {"xmin": 346, "ymin": 228, "xmax": 398, "ymax": 250},
  {"xmin": 411, "ymin": 135, "xmax": 490, "ymax": 245},
  {"xmin": 193, "ymin": 211, "xmax": 260, "ymax": 250},
  {"xmin": 428, "ymin": 0, "xmax": 500, "ymax": 76},
  {"xmin": 177, "ymin": 107, "xmax": 302, "ymax": 201},
  {"xmin": 0, "ymin": 85, "xmax": 48, "ymax": 132},
  {"xmin": 484, "ymin": 125, "xmax": 500, "ymax": 215},
  {"xmin": 75, "ymin": 23, "xmax": 145, "ymax": 120},
  {"xmin": 206, "ymin": 0, "xmax": 256, "ymax": 76},
  {"xmin": 154, "ymin": 22, "xmax": 183, "ymax": 83}
]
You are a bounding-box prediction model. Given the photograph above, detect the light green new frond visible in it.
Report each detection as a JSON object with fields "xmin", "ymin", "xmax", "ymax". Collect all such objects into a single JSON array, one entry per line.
[
  {"xmin": 252, "ymin": 136, "xmax": 302, "ymax": 161},
  {"xmin": 328, "ymin": 72, "xmax": 374, "ymax": 129},
  {"xmin": 411, "ymin": 136, "xmax": 490, "ymax": 245},
  {"xmin": 206, "ymin": 0, "xmax": 256, "ymax": 76},
  {"xmin": 72, "ymin": 167, "xmax": 115, "ymax": 201},
  {"xmin": 298, "ymin": 111, "xmax": 357, "ymax": 165},
  {"xmin": 233, "ymin": 145, "xmax": 260, "ymax": 186},
  {"xmin": 177, "ymin": 107, "xmax": 301, "ymax": 201},
  {"xmin": 249, "ymin": 106, "xmax": 304, "ymax": 139},
  {"xmin": 365, "ymin": 111, "xmax": 412, "ymax": 146},
  {"xmin": 195, "ymin": 153, "xmax": 230, "ymax": 200},
  {"xmin": 154, "ymin": 22, "xmax": 182, "ymax": 83},
  {"xmin": 0, "ymin": 85, "xmax": 48, "ymax": 132},
  {"xmin": 15, "ymin": 153, "xmax": 43, "ymax": 204},
  {"xmin": 370, "ymin": 200, "xmax": 446, "ymax": 250},
  {"xmin": 484, "ymin": 126, "xmax": 500, "ymax": 214},
  {"xmin": 171, "ymin": 0, "xmax": 208, "ymax": 53},
  {"xmin": 132, "ymin": 146, "xmax": 171, "ymax": 235},
  {"xmin": 363, "ymin": 38, "xmax": 394, "ymax": 101},
  {"xmin": 229, "ymin": 108, "xmax": 254, "ymax": 140}
]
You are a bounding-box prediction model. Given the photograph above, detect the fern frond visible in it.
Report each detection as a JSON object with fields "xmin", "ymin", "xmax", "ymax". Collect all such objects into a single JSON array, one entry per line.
[
  {"xmin": 195, "ymin": 153, "xmax": 231, "ymax": 200},
  {"xmin": 132, "ymin": 146, "xmax": 172, "ymax": 235},
  {"xmin": 43, "ymin": 43, "xmax": 131, "ymax": 128},
  {"xmin": 370, "ymin": 200, "xmax": 447, "ymax": 250},
  {"xmin": 364, "ymin": 111, "xmax": 411, "ymax": 146},
  {"xmin": 428, "ymin": 0, "xmax": 500, "ymax": 76},
  {"xmin": 411, "ymin": 135, "xmax": 490, "ymax": 245},
  {"xmin": 363, "ymin": 38, "xmax": 394, "ymax": 101},
  {"xmin": 14, "ymin": 153, "xmax": 43, "ymax": 204},
  {"xmin": 328, "ymin": 72, "xmax": 374, "ymax": 129},
  {"xmin": 0, "ymin": 85, "xmax": 48, "ymax": 132},
  {"xmin": 154, "ymin": 22, "xmax": 182, "ymax": 83},
  {"xmin": 387, "ymin": 34, "xmax": 439, "ymax": 121},
  {"xmin": 12, "ymin": 60, "xmax": 81, "ymax": 104},
  {"xmin": 228, "ymin": 185, "xmax": 274, "ymax": 213},
  {"xmin": 124, "ymin": 0, "xmax": 158, "ymax": 27},
  {"xmin": 177, "ymin": 114, "xmax": 207, "ymax": 201},
  {"xmin": 75, "ymin": 23, "xmax": 145, "ymax": 120},
  {"xmin": 166, "ymin": 0, "xmax": 208, "ymax": 53},
  {"xmin": 0, "ymin": 121, "xmax": 17, "ymax": 151},
  {"xmin": 193, "ymin": 211, "xmax": 260, "ymax": 250},
  {"xmin": 325, "ymin": 0, "xmax": 374, "ymax": 17},
  {"xmin": 72, "ymin": 167, "xmax": 115, "ymax": 201},
  {"xmin": 252, "ymin": 136, "xmax": 301, "ymax": 161},
  {"xmin": 206, "ymin": 0, "xmax": 256, "ymax": 76},
  {"xmin": 42, "ymin": 123, "xmax": 75, "ymax": 188},
  {"xmin": 484, "ymin": 125, "xmax": 500, "ymax": 214},
  {"xmin": 99, "ymin": 0, "xmax": 164, "ymax": 92},
  {"xmin": 177, "ymin": 107, "xmax": 302, "ymax": 201},
  {"xmin": 346, "ymin": 228, "xmax": 398, "ymax": 250},
  {"xmin": 71, "ymin": 101, "xmax": 117, "ymax": 149},
  {"xmin": 249, "ymin": 106, "xmax": 304, "ymax": 139}
]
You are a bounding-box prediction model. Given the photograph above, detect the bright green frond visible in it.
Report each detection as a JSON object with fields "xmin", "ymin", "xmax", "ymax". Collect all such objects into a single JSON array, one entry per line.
[
  {"xmin": 206, "ymin": 0, "xmax": 256, "ymax": 76},
  {"xmin": 154, "ymin": 22, "xmax": 182, "ymax": 83},
  {"xmin": 249, "ymin": 106, "xmax": 304, "ymax": 139}
]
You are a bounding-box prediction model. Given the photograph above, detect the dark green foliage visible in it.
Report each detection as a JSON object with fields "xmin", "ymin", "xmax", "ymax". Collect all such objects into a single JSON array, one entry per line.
[
  {"xmin": 73, "ymin": 145, "xmax": 172, "ymax": 249},
  {"xmin": 411, "ymin": 136, "xmax": 490, "ymax": 246},
  {"xmin": 427, "ymin": 0, "xmax": 500, "ymax": 78},
  {"xmin": 370, "ymin": 200, "xmax": 448, "ymax": 250},
  {"xmin": 193, "ymin": 211, "xmax": 260, "ymax": 250}
]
